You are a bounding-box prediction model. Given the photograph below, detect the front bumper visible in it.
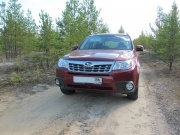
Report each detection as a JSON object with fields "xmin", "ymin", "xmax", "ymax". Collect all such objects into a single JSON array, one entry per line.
[{"xmin": 55, "ymin": 67, "xmax": 139, "ymax": 94}]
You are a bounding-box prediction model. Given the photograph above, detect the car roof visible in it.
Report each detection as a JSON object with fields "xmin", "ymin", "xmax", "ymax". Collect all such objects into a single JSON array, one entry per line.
[{"xmin": 90, "ymin": 33, "xmax": 128, "ymax": 36}]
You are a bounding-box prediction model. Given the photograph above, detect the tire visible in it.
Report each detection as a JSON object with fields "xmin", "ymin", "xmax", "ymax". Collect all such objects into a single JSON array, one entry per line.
[
  {"xmin": 61, "ymin": 88, "xmax": 76, "ymax": 95},
  {"xmin": 127, "ymin": 85, "xmax": 138, "ymax": 100}
]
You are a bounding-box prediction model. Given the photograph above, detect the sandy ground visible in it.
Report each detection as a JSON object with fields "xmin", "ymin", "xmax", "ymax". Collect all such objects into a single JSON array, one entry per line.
[
  {"xmin": 0, "ymin": 63, "xmax": 174, "ymax": 135},
  {"xmin": 0, "ymin": 62, "xmax": 14, "ymax": 67}
]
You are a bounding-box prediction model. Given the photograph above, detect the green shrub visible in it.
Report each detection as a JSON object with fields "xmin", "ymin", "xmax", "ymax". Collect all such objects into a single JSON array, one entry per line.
[
  {"xmin": 35, "ymin": 66, "xmax": 41, "ymax": 76},
  {"xmin": 11, "ymin": 72, "xmax": 23, "ymax": 83}
]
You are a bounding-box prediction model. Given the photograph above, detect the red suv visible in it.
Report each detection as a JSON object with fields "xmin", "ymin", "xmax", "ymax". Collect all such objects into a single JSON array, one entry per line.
[{"xmin": 55, "ymin": 33, "xmax": 142, "ymax": 100}]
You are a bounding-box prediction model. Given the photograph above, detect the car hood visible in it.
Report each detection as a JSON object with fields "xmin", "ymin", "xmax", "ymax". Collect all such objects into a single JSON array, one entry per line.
[{"xmin": 64, "ymin": 50, "xmax": 135, "ymax": 61}]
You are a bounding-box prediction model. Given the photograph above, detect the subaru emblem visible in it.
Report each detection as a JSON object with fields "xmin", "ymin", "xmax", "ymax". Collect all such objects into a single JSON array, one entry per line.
[{"xmin": 85, "ymin": 62, "xmax": 93, "ymax": 67}]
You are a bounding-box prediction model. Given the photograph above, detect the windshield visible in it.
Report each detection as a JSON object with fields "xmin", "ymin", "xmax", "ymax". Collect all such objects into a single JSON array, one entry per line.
[{"xmin": 79, "ymin": 35, "xmax": 133, "ymax": 50}]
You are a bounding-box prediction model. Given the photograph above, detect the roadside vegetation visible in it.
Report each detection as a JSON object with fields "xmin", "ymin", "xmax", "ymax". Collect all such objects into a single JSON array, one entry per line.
[{"xmin": 0, "ymin": 57, "xmax": 55, "ymax": 88}]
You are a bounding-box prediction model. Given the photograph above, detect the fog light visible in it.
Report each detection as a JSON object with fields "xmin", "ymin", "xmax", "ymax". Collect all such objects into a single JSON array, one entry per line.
[
  {"xmin": 55, "ymin": 78, "xmax": 60, "ymax": 85},
  {"xmin": 126, "ymin": 82, "xmax": 134, "ymax": 91}
]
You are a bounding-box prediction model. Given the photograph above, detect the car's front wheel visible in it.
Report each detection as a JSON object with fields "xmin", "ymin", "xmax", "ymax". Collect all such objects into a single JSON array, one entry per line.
[
  {"xmin": 127, "ymin": 85, "xmax": 138, "ymax": 100},
  {"xmin": 61, "ymin": 88, "xmax": 76, "ymax": 95}
]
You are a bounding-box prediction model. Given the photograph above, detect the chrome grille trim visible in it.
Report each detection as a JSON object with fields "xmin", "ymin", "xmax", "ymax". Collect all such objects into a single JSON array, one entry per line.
[{"xmin": 68, "ymin": 61, "xmax": 114, "ymax": 73}]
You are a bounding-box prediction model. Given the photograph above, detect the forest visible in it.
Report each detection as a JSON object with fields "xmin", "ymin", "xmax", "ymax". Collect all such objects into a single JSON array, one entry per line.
[{"xmin": 0, "ymin": 0, "xmax": 180, "ymax": 71}]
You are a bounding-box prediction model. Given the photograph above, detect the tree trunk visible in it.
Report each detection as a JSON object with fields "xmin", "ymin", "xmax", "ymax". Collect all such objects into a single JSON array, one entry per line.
[
  {"xmin": 46, "ymin": 48, "xmax": 50, "ymax": 69},
  {"xmin": 4, "ymin": 41, "xmax": 8, "ymax": 59},
  {"xmin": 169, "ymin": 62, "xmax": 173, "ymax": 71},
  {"xmin": 14, "ymin": 23, "xmax": 17, "ymax": 57}
]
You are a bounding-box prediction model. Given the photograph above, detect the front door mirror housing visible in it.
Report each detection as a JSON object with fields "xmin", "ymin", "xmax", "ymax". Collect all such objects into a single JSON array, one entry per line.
[
  {"xmin": 72, "ymin": 46, "xmax": 79, "ymax": 51},
  {"xmin": 136, "ymin": 45, "xmax": 144, "ymax": 51}
]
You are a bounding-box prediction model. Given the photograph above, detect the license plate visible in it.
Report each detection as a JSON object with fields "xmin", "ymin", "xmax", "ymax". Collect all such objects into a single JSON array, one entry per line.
[{"xmin": 73, "ymin": 76, "xmax": 102, "ymax": 85}]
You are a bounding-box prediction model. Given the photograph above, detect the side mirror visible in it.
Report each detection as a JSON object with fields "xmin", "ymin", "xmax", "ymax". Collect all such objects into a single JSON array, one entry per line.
[
  {"xmin": 136, "ymin": 45, "xmax": 144, "ymax": 51},
  {"xmin": 72, "ymin": 45, "xmax": 79, "ymax": 51}
]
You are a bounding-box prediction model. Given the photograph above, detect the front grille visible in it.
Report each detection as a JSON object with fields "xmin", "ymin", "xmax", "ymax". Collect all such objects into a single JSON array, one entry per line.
[
  {"xmin": 68, "ymin": 61, "xmax": 114, "ymax": 73},
  {"xmin": 69, "ymin": 64, "xmax": 111, "ymax": 72}
]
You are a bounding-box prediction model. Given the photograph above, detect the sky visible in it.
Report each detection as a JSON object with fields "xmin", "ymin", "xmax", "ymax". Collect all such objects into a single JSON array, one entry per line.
[{"xmin": 3, "ymin": 0, "xmax": 180, "ymax": 39}]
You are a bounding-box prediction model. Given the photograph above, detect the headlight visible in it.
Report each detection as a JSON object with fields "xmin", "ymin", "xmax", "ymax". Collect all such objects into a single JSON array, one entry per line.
[
  {"xmin": 112, "ymin": 60, "xmax": 135, "ymax": 70},
  {"xmin": 58, "ymin": 59, "xmax": 68, "ymax": 68}
]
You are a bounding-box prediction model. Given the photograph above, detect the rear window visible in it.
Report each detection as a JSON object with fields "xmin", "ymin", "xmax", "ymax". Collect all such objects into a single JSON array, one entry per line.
[{"xmin": 79, "ymin": 35, "xmax": 132, "ymax": 50}]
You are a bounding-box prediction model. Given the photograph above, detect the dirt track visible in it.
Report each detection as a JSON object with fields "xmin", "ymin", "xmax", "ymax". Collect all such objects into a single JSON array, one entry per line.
[{"xmin": 0, "ymin": 58, "xmax": 175, "ymax": 135}]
